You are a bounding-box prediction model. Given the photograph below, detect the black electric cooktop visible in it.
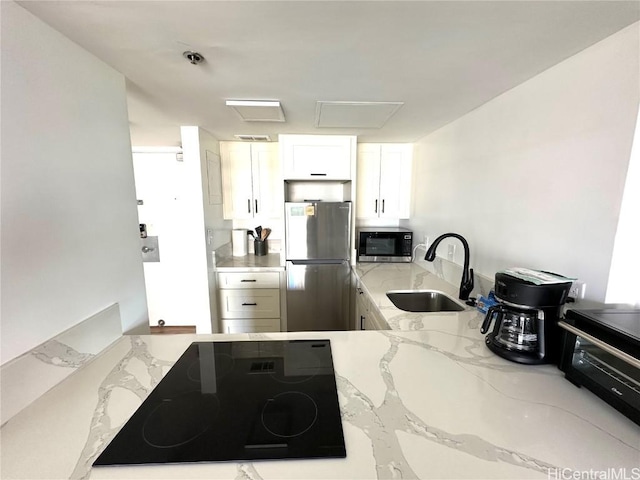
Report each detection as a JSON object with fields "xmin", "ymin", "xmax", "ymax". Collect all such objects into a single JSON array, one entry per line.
[{"xmin": 93, "ymin": 340, "xmax": 346, "ymax": 466}]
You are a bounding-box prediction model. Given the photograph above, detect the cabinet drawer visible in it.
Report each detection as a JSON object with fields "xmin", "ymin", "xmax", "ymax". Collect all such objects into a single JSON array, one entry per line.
[
  {"xmin": 221, "ymin": 319, "xmax": 280, "ymax": 334},
  {"xmin": 218, "ymin": 289, "xmax": 280, "ymax": 318},
  {"xmin": 217, "ymin": 271, "xmax": 280, "ymax": 289}
]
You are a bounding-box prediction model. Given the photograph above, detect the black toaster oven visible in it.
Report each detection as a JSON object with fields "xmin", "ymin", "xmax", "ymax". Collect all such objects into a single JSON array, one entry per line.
[{"xmin": 558, "ymin": 309, "xmax": 640, "ymax": 426}]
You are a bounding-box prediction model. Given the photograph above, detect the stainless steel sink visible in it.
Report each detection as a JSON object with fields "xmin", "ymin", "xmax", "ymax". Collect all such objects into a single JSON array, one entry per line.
[{"xmin": 386, "ymin": 290, "xmax": 465, "ymax": 313}]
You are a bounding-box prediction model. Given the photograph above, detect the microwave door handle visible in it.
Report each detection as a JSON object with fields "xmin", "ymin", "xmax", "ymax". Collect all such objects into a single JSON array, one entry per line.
[{"xmin": 558, "ymin": 321, "xmax": 640, "ymax": 370}]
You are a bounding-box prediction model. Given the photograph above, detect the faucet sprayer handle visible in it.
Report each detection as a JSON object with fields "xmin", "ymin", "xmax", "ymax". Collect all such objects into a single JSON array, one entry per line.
[{"xmin": 458, "ymin": 268, "xmax": 474, "ymax": 300}]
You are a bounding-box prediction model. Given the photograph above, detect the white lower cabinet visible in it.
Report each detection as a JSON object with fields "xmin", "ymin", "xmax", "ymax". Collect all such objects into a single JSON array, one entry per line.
[
  {"xmin": 217, "ymin": 271, "xmax": 282, "ymax": 333},
  {"xmin": 355, "ymin": 284, "xmax": 390, "ymax": 331},
  {"xmin": 368, "ymin": 304, "xmax": 389, "ymax": 330},
  {"xmin": 221, "ymin": 318, "xmax": 280, "ymax": 334},
  {"xmin": 218, "ymin": 289, "xmax": 280, "ymax": 318}
]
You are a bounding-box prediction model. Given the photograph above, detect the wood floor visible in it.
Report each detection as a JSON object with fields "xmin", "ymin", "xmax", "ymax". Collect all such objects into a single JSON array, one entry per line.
[{"xmin": 149, "ymin": 325, "xmax": 196, "ymax": 335}]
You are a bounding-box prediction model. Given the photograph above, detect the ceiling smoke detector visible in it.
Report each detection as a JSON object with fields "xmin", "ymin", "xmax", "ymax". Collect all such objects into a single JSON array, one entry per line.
[{"xmin": 182, "ymin": 51, "xmax": 204, "ymax": 65}]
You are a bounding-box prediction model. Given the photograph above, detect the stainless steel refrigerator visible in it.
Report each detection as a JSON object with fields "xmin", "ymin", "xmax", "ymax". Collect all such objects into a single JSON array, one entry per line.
[{"xmin": 285, "ymin": 202, "xmax": 351, "ymax": 331}]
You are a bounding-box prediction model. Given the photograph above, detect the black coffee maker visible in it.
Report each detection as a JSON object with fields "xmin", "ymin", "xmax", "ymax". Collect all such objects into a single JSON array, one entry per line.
[{"xmin": 480, "ymin": 272, "xmax": 572, "ymax": 364}]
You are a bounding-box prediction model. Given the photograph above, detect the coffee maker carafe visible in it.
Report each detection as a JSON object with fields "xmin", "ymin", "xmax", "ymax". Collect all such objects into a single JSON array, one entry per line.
[{"xmin": 481, "ymin": 271, "xmax": 572, "ymax": 364}]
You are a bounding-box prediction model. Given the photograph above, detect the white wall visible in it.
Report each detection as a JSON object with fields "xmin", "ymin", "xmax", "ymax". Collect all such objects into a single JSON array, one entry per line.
[
  {"xmin": 133, "ymin": 152, "xmax": 191, "ymax": 328},
  {"xmin": 132, "ymin": 128, "xmax": 230, "ymax": 334},
  {"xmin": 0, "ymin": 2, "xmax": 148, "ymax": 365},
  {"xmin": 403, "ymin": 23, "xmax": 639, "ymax": 303},
  {"xmin": 606, "ymin": 106, "xmax": 640, "ymax": 305},
  {"xmin": 193, "ymin": 128, "xmax": 233, "ymax": 332},
  {"xmin": 191, "ymin": 128, "xmax": 233, "ymax": 260}
]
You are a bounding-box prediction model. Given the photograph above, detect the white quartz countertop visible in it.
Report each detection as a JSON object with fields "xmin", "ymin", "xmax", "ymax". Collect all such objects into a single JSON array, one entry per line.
[
  {"xmin": 2, "ymin": 327, "xmax": 638, "ymax": 479},
  {"xmin": 216, "ymin": 253, "xmax": 284, "ymax": 271},
  {"xmin": 353, "ymin": 262, "xmax": 482, "ymax": 333}
]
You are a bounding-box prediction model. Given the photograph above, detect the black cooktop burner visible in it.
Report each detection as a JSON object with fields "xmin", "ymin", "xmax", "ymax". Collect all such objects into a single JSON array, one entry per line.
[{"xmin": 93, "ymin": 340, "xmax": 346, "ymax": 466}]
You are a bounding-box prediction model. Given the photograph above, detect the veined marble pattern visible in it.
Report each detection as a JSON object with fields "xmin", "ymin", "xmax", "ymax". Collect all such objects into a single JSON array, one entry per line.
[
  {"xmin": 31, "ymin": 339, "xmax": 96, "ymax": 368},
  {"xmin": 336, "ymin": 333, "xmax": 558, "ymax": 479},
  {"xmin": 70, "ymin": 335, "xmax": 175, "ymax": 480},
  {"xmin": 235, "ymin": 463, "xmax": 265, "ymax": 480},
  {"xmin": 1, "ymin": 303, "xmax": 122, "ymax": 425},
  {"xmin": 2, "ymin": 330, "xmax": 638, "ymax": 480}
]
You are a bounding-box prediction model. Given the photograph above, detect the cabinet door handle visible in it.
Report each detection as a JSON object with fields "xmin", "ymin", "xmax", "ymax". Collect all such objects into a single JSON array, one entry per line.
[
  {"xmin": 382, "ymin": 199, "xmax": 385, "ymax": 213},
  {"xmin": 240, "ymin": 279, "xmax": 257, "ymax": 283},
  {"xmin": 360, "ymin": 315, "xmax": 365, "ymax": 330},
  {"xmin": 310, "ymin": 173, "xmax": 327, "ymax": 176},
  {"xmin": 247, "ymin": 199, "xmax": 251, "ymax": 214},
  {"xmin": 255, "ymin": 200, "xmax": 258, "ymax": 214},
  {"xmin": 374, "ymin": 199, "xmax": 378, "ymax": 213},
  {"xmin": 242, "ymin": 302, "xmax": 257, "ymax": 306}
]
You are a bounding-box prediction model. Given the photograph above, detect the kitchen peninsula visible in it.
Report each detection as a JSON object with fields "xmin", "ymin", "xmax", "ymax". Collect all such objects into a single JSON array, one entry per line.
[{"xmin": 2, "ymin": 303, "xmax": 638, "ymax": 479}]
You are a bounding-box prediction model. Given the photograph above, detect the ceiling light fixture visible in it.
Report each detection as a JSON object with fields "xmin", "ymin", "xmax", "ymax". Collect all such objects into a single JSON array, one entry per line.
[
  {"xmin": 182, "ymin": 51, "xmax": 205, "ymax": 65},
  {"xmin": 226, "ymin": 100, "xmax": 285, "ymax": 122}
]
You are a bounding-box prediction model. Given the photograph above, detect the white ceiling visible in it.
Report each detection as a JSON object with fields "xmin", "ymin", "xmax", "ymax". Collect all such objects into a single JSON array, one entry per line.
[{"xmin": 18, "ymin": 1, "xmax": 640, "ymax": 146}]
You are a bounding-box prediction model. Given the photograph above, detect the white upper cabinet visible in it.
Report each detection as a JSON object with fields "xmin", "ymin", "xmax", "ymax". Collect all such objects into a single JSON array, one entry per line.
[
  {"xmin": 220, "ymin": 142, "xmax": 282, "ymax": 219},
  {"xmin": 356, "ymin": 143, "xmax": 413, "ymax": 219},
  {"xmin": 280, "ymin": 134, "xmax": 356, "ymax": 180}
]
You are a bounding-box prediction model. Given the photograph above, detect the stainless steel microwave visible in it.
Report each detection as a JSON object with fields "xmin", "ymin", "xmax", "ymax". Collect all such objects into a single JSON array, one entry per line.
[{"xmin": 357, "ymin": 228, "xmax": 413, "ymax": 263}]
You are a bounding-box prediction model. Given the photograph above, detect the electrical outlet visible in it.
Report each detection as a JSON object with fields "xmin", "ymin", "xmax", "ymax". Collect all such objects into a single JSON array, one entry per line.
[
  {"xmin": 569, "ymin": 281, "xmax": 586, "ymax": 299},
  {"xmin": 447, "ymin": 243, "xmax": 455, "ymax": 261}
]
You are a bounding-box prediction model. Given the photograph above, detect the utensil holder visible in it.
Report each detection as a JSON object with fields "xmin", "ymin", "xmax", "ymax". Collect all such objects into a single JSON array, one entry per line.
[{"xmin": 254, "ymin": 239, "xmax": 268, "ymax": 256}]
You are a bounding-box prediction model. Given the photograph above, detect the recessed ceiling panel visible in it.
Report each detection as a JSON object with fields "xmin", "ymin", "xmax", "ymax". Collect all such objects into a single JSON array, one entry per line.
[
  {"xmin": 315, "ymin": 101, "xmax": 404, "ymax": 128},
  {"xmin": 226, "ymin": 100, "xmax": 285, "ymax": 122}
]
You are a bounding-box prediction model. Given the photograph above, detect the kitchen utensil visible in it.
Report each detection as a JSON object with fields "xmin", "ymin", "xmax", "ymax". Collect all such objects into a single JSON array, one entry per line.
[
  {"xmin": 255, "ymin": 226, "xmax": 262, "ymax": 239},
  {"xmin": 261, "ymin": 228, "xmax": 270, "ymax": 241}
]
